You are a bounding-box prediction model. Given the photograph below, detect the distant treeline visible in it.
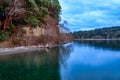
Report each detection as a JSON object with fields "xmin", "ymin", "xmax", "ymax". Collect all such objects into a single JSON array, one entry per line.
[{"xmin": 73, "ymin": 26, "xmax": 120, "ymax": 39}]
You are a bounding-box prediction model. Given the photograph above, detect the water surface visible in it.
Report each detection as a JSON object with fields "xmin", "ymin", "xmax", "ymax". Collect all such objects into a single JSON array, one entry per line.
[{"xmin": 0, "ymin": 40, "xmax": 120, "ymax": 80}]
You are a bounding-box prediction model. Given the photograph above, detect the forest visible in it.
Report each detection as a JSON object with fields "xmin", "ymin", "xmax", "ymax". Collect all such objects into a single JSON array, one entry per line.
[{"xmin": 73, "ymin": 26, "xmax": 120, "ymax": 39}]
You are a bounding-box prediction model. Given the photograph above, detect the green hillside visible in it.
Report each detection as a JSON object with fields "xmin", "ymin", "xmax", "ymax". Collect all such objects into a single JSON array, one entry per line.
[{"xmin": 73, "ymin": 27, "xmax": 120, "ymax": 39}]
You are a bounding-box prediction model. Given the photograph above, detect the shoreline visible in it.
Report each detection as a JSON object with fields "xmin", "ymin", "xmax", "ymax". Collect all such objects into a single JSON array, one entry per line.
[
  {"xmin": 0, "ymin": 41, "xmax": 72, "ymax": 55},
  {"xmin": 74, "ymin": 39, "xmax": 120, "ymax": 41},
  {"xmin": 0, "ymin": 44, "xmax": 58, "ymax": 55}
]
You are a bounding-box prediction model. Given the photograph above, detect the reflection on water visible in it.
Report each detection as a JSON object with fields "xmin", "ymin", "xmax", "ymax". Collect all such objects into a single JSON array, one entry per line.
[
  {"xmin": 60, "ymin": 40, "xmax": 120, "ymax": 80},
  {"xmin": 0, "ymin": 47, "xmax": 60, "ymax": 80},
  {"xmin": 74, "ymin": 40, "xmax": 120, "ymax": 51},
  {"xmin": 59, "ymin": 43, "xmax": 73, "ymax": 66},
  {"xmin": 0, "ymin": 40, "xmax": 120, "ymax": 80}
]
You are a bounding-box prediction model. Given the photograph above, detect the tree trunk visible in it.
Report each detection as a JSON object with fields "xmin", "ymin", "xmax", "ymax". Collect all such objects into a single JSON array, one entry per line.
[{"xmin": 3, "ymin": 6, "xmax": 15, "ymax": 31}]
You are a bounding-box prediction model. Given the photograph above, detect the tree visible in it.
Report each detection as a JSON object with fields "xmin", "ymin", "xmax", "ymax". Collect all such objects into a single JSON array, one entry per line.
[{"xmin": 0, "ymin": 0, "xmax": 61, "ymax": 31}]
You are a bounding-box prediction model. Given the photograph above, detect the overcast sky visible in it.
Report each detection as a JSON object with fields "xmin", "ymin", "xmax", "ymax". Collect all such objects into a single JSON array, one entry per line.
[{"xmin": 59, "ymin": 0, "xmax": 120, "ymax": 31}]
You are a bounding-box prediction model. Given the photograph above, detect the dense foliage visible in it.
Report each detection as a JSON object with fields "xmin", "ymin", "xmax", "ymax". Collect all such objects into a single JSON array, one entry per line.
[
  {"xmin": 0, "ymin": 0, "xmax": 61, "ymax": 31},
  {"xmin": 0, "ymin": 0, "xmax": 61, "ymax": 41},
  {"xmin": 73, "ymin": 26, "xmax": 120, "ymax": 39}
]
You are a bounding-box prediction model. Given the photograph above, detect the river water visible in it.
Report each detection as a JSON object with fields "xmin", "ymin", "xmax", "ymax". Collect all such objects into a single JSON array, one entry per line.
[{"xmin": 0, "ymin": 40, "xmax": 120, "ymax": 80}]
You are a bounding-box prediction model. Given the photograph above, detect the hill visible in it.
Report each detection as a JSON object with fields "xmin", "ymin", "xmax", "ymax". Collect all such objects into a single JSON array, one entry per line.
[
  {"xmin": 0, "ymin": 0, "xmax": 72, "ymax": 48},
  {"xmin": 73, "ymin": 26, "xmax": 120, "ymax": 39}
]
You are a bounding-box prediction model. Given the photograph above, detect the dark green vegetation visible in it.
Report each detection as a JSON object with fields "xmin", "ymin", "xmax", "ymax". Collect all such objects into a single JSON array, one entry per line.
[
  {"xmin": 0, "ymin": 0, "xmax": 61, "ymax": 41},
  {"xmin": 73, "ymin": 27, "xmax": 120, "ymax": 39}
]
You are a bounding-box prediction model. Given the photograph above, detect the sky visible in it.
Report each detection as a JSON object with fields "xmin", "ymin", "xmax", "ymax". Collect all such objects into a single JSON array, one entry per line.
[{"xmin": 59, "ymin": 0, "xmax": 120, "ymax": 31}]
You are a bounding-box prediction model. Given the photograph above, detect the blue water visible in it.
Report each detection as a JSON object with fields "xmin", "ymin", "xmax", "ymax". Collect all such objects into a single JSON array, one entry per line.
[
  {"xmin": 60, "ymin": 40, "xmax": 120, "ymax": 80},
  {"xmin": 0, "ymin": 40, "xmax": 120, "ymax": 80}
]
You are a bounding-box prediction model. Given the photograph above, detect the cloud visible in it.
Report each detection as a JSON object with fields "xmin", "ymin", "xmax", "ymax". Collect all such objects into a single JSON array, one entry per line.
[{"xmin": 59, "ymin": 0, "xmax": 120, "ymax": 31}]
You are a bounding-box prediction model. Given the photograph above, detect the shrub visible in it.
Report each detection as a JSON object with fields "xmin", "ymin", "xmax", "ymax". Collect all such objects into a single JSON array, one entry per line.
[
  {"xmin": 0, "ymin": 31, "xmax": 9, "ymax": 41},
  {"xmin": 27, "ymin": 16, "xmax": 39, "ymax": 27}
]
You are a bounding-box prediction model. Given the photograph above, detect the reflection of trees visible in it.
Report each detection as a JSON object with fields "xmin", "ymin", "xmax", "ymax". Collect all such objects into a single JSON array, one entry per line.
[
  {"xmin": 75, "ymin": 40, "xmax": 120, "ymax": 51},
  {"xmin": 0, "ymin": 47, "xmax": 60, "ymax": 80},
  {"xmin": 59, "ymin": 43, "xmax": 73, "ymax": 66}
]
